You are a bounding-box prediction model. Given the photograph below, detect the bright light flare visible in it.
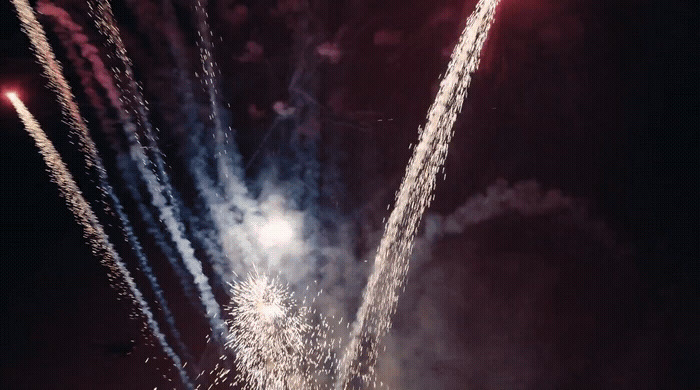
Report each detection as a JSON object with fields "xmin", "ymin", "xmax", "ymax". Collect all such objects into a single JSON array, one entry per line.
[
  {"xmin": 6, "ymin": 91, "xmax": 19, "ymax": 102},
  {"xmin": 258, "ymin": 217, "xmax": 295, "ymax": 247}
]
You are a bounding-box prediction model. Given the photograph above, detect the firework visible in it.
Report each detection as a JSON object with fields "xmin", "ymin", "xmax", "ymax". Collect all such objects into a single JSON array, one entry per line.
[
  {"xmin": 8, "ymin": 0, "xmax": 502, "ymax": 387},
  {"xmin": 226, "ymin": 273, "xmax": 321, "ymax": 389},
  {"xmin": 336, "ymin": 0, "xmax": 501, "ymax": 388},
  {"xmin": 6, "ymin": 91, "xmax": 193, "ymax": 389}
]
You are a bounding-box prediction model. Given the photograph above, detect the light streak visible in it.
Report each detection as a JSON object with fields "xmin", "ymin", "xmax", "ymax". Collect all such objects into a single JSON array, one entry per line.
[
  {"xmin": 89, "ymin": 0, "xmax": 228, "ymax": 339},
  {"xmin": 335, "ymin": 0, "xmax": 501, "ymax": 388},
  {"xmin": 6, "ymin": 92, "xmax": 193, "ymax": 389}
]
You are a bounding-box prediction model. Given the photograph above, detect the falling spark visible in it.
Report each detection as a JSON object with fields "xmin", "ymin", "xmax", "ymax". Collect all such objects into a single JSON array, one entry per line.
[
  {"xmin": 6, "ymin": 92, "xmax": 193, "ymax": 390},
  {"xmin": 11, "ymin": 0, "xmax": 106, "ymax": 200},
  {"xmin": 192, "ymin": 0, "xmax": 240, "ymax": 188},
  {"xmin": 335, "ymin": 0, "xmax": 501, "ymax": 388},
  {"xmin": 35, "ymin": 1, "xmax": 195, "ymax": 364}
]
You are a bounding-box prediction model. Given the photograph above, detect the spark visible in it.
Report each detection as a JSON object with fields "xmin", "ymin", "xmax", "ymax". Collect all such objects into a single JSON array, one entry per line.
[
  {"xmin": 6, "ymin": 92, "xmax": 193, "ymax": 389},
  {"xmin": 9, "ymin": 0, "xmax": 197, "ymax": 384},
  {"xmin": 335, "ymin": 0, "xmax": 501, "ymax": 388},
  {"xmin": 226, "ymin": 273, "xmax": 320, "ymax": 390},
  {"xmin": 89, "ymin": 0, "xmax": 228, "ymax": 339}
]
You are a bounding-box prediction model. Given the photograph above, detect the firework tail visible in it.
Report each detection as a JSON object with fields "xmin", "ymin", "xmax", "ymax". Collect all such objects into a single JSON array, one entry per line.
[
  {"xmin": 36, "ymin": 1, "xmax": 196, "ymax": 365},
  {"xmin": 335, "ymin": 1, "xmax": 500, "ymax": 388},
  {"xmin": 87, "ymin": 0, "xmax": 228, "ymax": 340},
  {"xmin": 39, "ymin": 0, "xmax": 203, "ymax": 309},
  {"xmin": 10, "ymin": 0, "xmax": 194, "ymax": 383},
  {"xmin": 191, "ymin": 0, "xmax": 244, "ymax": 190},
  {"xmin": 7, "ymin": 92, "xmax": 193, "ymax": 389}
]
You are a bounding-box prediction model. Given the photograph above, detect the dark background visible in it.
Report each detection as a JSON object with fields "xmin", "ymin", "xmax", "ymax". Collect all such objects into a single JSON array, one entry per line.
[{"xmin": 1, "ymin": 0, "xmax": 697, "ymax": 388}]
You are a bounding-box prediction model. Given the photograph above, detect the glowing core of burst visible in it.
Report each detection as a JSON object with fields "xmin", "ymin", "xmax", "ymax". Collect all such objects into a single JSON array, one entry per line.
[
  {"xmin": 255, "ymin": 300, "xmax": 284, "ymax": 322},
  {"xmin": 6, "ymin": 92, "xmax": 18, "ymax": 101},
  {"xmin": 258, "ymin": 217, "xmax": 294, "ymax": 247}
]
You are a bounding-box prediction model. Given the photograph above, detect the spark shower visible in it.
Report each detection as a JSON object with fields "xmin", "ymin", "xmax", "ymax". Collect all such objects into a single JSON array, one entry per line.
[{"xmin": 8, "ymin": 0, "xmax": 500, "ymax": 388}]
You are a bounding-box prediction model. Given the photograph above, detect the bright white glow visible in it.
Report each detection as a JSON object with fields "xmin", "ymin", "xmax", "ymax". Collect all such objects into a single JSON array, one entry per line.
[
  {"xmin": 258, "ymin": 217, "xmax": 294, "ymax": 247},
  {"xmin": 6, "ymin": 92, "xmax": 18, "ymax": 101},
  {"xmin": 256, "ymin": 300, "xmax": 285, "ymax": 323}
]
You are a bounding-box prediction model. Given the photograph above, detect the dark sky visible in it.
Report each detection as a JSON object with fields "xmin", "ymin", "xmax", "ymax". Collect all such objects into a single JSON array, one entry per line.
[{"xmin": 1, "ymin": 0, "xmax": 697, "ymax": 388}]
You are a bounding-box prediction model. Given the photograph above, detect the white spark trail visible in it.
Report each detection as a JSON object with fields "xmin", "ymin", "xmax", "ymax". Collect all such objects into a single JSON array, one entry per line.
[
  {"xmin": 193, "ymin": 0, "xmax": 243, "ymax": 190},
  {"xmin": 335, "ymin": 1, "xmax": 500, "ymax": 388},
  {"xmin": 37, "ymin": 1, "xmax": 194, "ymax": 364},
  {"xmin": 37, "ymin": 0, "xmax": 200, "ymax": 308},
  {"xmin": 7, "ymin": 92, "xmax": 193, "ymax": 390},
  {"xmin": 89, "ymin": 0, "xmax": 228, "ymax": 339},
  {"xmin": 189, "ymin": 0, "xmax": 266, "ymax": 284},
  {"xmin": 10, "ymin": 1, "xmax": 193, "ymax": 385},
  {"xmin": 154, "ymin": 0, "xmax": 240, "ymax": 285}
]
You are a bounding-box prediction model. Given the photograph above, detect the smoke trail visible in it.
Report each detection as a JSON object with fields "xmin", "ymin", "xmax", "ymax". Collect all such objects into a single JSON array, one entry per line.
[
  {"xmin": 6, "ymin": 92, "xmax": 193, "ymax": 390},
  {"xmin": 192, "ymin": 0, "xmax": 242, "ymax": 188},
  {"xmin": 148, "ymin": 0, "xmax": 248, "ymax": 286},
  {"xmin": 36, "ymin": 1, "xmax": 202, "ymax": 308},
  {"xmin": 127, "ymin": 138, "xmax": 229, "ymax": 338},
  {"xmin": 88, "ymin": 0, "xmax": 166, "ymax": 184},
  {"xmin": 88, "ymin": 0, "xmax": 228, "ymax": 339},
  {"xmin": 10, "ymin": 0, "xmax": 196, "ymax": 378},
  {"xmin": 116, "ymin": 154, "xmax": 201, "ymax": 306},
  {"xmin": 36, "ymin": 1, "xmax": 122, "ymax": 129},
  {"xmin": 187, "ymin": 0, "xmax": 276, "ymax": 287},
  {"xmin": 36, "ymin": 1, "xmax": 195, "ymax": 363},
  {"xmin": 335, "ymin": 1, "xmax": 500, "ymax": 388},
  {"xmin": 440, "ymin": 179, "xmax": 575, "ymax": 236}
]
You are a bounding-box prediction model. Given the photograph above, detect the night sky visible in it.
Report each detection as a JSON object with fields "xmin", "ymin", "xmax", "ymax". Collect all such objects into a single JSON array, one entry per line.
[{"xmin": 1, "ymin": 0, "xmax": 698, "ymax": 389}]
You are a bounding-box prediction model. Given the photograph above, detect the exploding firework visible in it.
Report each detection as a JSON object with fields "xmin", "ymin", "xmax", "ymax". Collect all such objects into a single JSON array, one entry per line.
[
  {"xmin": 7, "ymin": 0, "xmax": 501, "ymax": 387},
  {"xmin": 226, "ymin": 273, "xmax": 322, "ymax": 390}
]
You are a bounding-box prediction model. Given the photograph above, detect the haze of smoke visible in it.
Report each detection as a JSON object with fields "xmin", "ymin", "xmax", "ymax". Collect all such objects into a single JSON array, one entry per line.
[
  {"xmin": 374, "ymin": 180, "xmax": 620, "ymax": 389},
  {"xmin": 433, "ymin": 179, "xmax": 575, "ymax": 239},
  {"xmin": 7, "ymin": 92, "xmax": 193, "ymax": 390},
  {"xmin": 336, "ymin": 1, "xmax": 501, "ymax": 388}
]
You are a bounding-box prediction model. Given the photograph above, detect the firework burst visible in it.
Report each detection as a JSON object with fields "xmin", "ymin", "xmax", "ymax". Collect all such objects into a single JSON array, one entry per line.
[{"xmin": 226, "ymin": 272, "xmax": 329, "ymax": 389}]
